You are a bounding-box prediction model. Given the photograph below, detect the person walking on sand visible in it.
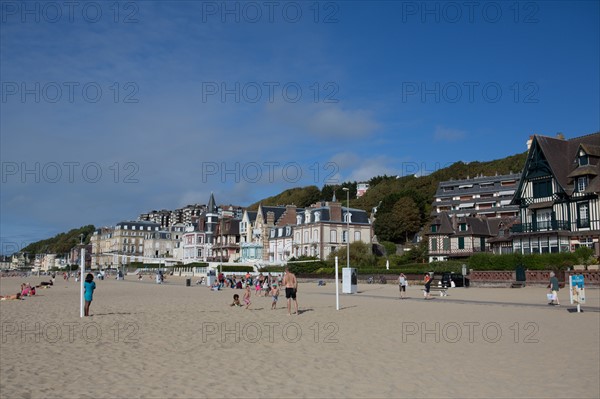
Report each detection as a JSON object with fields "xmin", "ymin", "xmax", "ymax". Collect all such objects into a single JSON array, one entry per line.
[
  {"xmin": 398, "ymin": 273, "xmax": 408, "ymax": 299},
  {"xmin": 84, "ymin": 273, "xmax": 96, "ymax": 316},
  {"xmin": 283, "ymin": 267, "xmax": 298, "ymax": 315},
  {"xmin": 270, "ymin": 284, "xmax": 280, "ymax": 310},
  {"xmin": 423, "ymin": 273, "xmax": 433, "ymax": 300},
  {"xmin": 548, "ymin": 271, "xmax": 560, "ymax": 306},
  {"xmin": 243, "ymin": 284, "xmax": 252, "ymax": 310}
]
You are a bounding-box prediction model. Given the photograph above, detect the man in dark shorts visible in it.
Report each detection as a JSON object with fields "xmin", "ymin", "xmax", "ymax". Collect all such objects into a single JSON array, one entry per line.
[{"xmin": 283, "ymin": 267, "xmax": 298, "ymax": 315}]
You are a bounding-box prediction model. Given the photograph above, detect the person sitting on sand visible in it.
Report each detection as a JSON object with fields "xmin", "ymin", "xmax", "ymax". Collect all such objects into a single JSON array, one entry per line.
[
  {"xmin": 230, "ymin": 294, "xmax": 242, "ymax": 307},
  {"xmin": 20, "ymin": 283, "xmax": 31, "ymax": 296}
]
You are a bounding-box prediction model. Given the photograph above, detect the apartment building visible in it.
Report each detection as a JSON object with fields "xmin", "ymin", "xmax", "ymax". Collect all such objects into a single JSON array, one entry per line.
[{"xmin": 432, "ymin": 173, "xmax": 521, "ymax": 218}]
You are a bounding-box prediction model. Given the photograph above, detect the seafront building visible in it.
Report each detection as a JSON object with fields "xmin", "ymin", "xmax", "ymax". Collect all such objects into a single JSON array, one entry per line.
[
  {"xmin": 509, "ymin": 132, "xmax": 600, "ymax": 255},
  {"xmin": 426, "ymin": 132, "xmax": 600, "ymax": 262}
]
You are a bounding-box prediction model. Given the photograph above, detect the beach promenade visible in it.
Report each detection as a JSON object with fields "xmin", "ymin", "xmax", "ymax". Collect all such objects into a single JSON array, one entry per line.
[{"xmin": 1, "ymin": 276, "xmax": 599, "ymax": 399}]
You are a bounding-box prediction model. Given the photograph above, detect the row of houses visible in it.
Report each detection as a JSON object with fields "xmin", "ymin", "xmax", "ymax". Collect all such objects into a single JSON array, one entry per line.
[
  {"xmin": 427, "ymin": 132, "xmax": 600, "ymax": 261},
  {"xmin": 88, "ymin": 193, "xmax": 373, "ymax": 270}
]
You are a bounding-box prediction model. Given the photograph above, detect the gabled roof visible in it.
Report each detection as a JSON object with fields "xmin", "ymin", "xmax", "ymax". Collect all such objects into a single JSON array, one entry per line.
[
  {"xmin": 246, "ymin": 211, "xmax": 258, "ymax": 223},
  {"xmin": 514, "ymin": 132, "xmax": 600, "ymax": 200},
  {"xmin": 258, "ymin": 205, "xmax": 287, "ymax": 223},
  {"xmin": 430, "ymin": 212, "xmax": 454, "ymax": 234},
  {"xmin": 429, "ymin": 212, "xmax": 501, "ymax": 237}
]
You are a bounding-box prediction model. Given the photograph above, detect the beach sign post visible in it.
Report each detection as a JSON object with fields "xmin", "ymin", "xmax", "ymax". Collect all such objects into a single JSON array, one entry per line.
[
  {"xmin": 569, "ymin": 274, "xmax": 586, "ymax": 313},
  {"xmin": 335, "ymin": 256, "xmax": 339, "ymax": 310},
  {"xmin": 80, "ymin": 247, "xmax": 85, "ymax": 318}
]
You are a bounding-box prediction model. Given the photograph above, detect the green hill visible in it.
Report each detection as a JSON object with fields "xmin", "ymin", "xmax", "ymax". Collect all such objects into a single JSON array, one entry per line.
[
  {"xmin": 21, "ymin": 225, "xmax": 96, "ymax": 256},
  {"xmin": 251, "ymin": 152, "xmax": 527, "ymax": 244}
]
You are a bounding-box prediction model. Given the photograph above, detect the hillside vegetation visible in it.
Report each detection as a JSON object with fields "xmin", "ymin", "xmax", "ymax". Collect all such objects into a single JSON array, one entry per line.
[
  {"xmin": 249, "ymin": 152, "xmax": 527, "ymax": 243},
  {"xmin": 20, "ymin": 225, "xmax": 95, "ymax": 256},
  {"xmin": 19, "ymin": 152, "xmax": 527, "ymax": 256}
]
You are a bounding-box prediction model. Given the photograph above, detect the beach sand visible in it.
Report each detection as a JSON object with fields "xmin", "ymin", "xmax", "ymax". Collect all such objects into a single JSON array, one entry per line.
[{"xmin": 1, "ymin": 275, "xmax": 599, "ymax": 399}]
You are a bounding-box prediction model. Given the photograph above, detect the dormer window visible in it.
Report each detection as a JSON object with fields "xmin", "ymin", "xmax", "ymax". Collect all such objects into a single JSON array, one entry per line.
[
  {"xmin": 578, "ymin": 150, "xmax": 589, "ymax": 166},
  {"xmin": 459, "ymin": 223, "xmax": 467, "ymax": 231},
  {"xmin": 314, "ymin": 212, "xmax": 321, "ymax": 222},
  {"xmin": 305, "ymin": 212, "xmax": 311, "ymax": 223},
  {"xmin": 344, "ymin": 212, "xmax": 352, "ymax": 223},
  {"xmin": 431, "ymin": 225, "xmax": 437, "ymax": 233},
  {"xmin": 296, "ymin": 215, "xmax": 302, "ymax": 225}
]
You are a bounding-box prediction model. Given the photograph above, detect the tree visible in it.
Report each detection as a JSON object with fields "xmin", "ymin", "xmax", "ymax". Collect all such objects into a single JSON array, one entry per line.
[
  {"xmin": 327, "ymin": 241, "xmax": 376, "ymax": 268},
  {"xmin": 374, "ymin": 197, "xmax": 421, "ymax": 243}
]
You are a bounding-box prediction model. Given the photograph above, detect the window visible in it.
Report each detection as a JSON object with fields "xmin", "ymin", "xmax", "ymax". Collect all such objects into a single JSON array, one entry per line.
[
  {"xmin": 580, "ymin": 238, "xmax": 594, "ymax": 248},
  {"xmin": 459, "ymin": 223, "xmax": 467, "ymax": 231},
  {"xmin": 431, "ymin": 225, "xmax": 437, "ymax": 233},
  {"xmin": 342, "ymin": 231, "xmax": 348, "ymax": 243},
  {"xmin": 532, "ymin": 178, "xmax": 552, "ymax": 198},
  {"xmin": 431, "ymin": 238, "xmax": 438, "ymax": 251},
  {"xmin": 458, "ymin": 237, "xmax": 465, "ymax": 249},
  {"xmin": 577, "ymin": 176, "xmax": 588, "ymax": 192},
  {"xmin": 314, "ymin": 212, "xmax": 321, "ymax": 222},
  {"xmin": 579, "ymin": 150, "xmax": 589, "ymax": 166},
  {"xmin": 443, "ymin": 238, "xmax": 450, "ymax": 251},
  {"xmin": 536, "ymin": 209, "xmax": 553, "ymax": 231},
  {"xmin": 354, "ymin": 231, "xmax": 361, "ymax": 241},
  {"xmin": 330, "ymin": 230, "xmax": 337, "ymax": 243},
  {"xmin": 305, "ymin": 212, "xmax": 311, "ymax": 223},
  {"xmin": 578, "ymin": 203, "xmax": 590, "ymax": 228}
]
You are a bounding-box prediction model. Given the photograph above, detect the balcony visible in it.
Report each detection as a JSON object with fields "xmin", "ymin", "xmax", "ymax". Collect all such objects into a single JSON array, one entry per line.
[{"xmin": 511, "ymin": 220, "xmax": 570, "ymax": 233}]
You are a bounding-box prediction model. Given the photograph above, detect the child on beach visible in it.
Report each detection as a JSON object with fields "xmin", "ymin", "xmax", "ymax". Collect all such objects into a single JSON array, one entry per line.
[
  {"xmin": 243, "ymin": 284, "xmax": 252, "ymax": 309},
  {"xmin": 84, "ymin": 273, "xmax": 96, "ymax": 316},
  {"xmin": 270, "ymin": 284, "xmax": 279, "ymax": 310},
  {"xmin": 230, "ymin": 294, "xmax": 241, "ymax": 307}
]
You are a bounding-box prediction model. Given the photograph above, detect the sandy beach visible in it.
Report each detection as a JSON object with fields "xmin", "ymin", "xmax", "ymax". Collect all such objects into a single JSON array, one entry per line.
[{"xmin": 1, "ymin": 275, "xmax": 599, "ymax": 399}]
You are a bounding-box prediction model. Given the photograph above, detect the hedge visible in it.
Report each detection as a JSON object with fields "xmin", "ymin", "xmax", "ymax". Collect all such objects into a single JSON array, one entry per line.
[{"xmin": 468, "ymin": 253, "xmax": 578, "ymax": 271}]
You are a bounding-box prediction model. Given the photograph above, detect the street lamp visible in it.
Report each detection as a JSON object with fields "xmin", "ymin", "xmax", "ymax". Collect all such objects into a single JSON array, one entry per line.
[{"xmin": 342, "ymin": 188, "xmax": 350, "ymax": 269}]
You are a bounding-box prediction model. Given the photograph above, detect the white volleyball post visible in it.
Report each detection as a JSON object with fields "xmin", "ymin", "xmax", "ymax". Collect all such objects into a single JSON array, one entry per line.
[
  {"xmin": 80, "ymin": 247, "xmax": 85, "ymax": 318},
  {"xmin": 335, "ymin": 256, "xmax": 340, "ymax": 310}
]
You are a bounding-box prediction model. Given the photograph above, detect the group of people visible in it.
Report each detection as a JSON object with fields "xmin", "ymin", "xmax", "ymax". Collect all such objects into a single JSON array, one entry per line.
[
  {"xmin": 228, "ymin": 268, "xmax": 299, "ymax": 315},
  {"xmin": 0, "ymin": 279, "xmax": 55, "ymax": 301},
  {"xmin": 397, "ymin": 273, "xmax": 439, "ymax": 300}
]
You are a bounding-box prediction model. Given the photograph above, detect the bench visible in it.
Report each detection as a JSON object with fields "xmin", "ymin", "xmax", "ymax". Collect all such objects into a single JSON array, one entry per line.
[{"xmin": 425, "ymin": 285, "xmax": 448, "ymax": 297}]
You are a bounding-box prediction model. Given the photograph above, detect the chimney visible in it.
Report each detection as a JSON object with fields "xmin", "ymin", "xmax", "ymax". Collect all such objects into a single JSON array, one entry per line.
[
  {"xmin": 329, "ymin": 202, "xmax": 342, "ymax": 222},
  {"xmin": 278, "ymin": 205, "xmax": 297, "ymax": 226},
  {"xmin": 266, "ymin": 211, "xmax": 275, "ymax": 226},
  {"xmin": 526, "ymin": 135, "xmax": 533, "ymax": 150}
]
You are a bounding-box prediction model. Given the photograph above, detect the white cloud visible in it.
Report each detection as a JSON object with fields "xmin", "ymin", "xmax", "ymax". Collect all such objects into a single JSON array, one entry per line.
[
  {"xmin": 265, "ymin": 101, "xmax": 379, "ymax": 139},
  {"xmin": 434, "ymin": 125, "xmax": 467, "ymax": 142}
]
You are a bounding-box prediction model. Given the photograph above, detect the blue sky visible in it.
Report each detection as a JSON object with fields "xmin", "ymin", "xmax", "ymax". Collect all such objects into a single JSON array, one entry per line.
[{"xmin": 1, "ymin": 0, "xmax": 599, "ymax": 253}]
